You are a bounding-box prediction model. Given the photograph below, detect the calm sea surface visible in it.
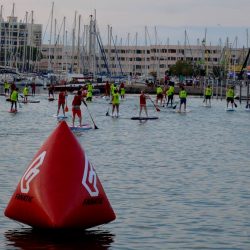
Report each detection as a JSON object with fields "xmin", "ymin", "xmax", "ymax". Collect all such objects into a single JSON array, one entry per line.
[{"xmin": 0, "ymin": 89, "xmax": 250, "ymax": 249}]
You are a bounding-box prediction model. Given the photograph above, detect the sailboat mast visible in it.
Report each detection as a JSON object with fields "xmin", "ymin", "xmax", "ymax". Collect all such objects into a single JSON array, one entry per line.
[
  {"xmin": 0, "ymin": 5, "xmax": 3, "ymax": 67},
  {"xmin": 22, "ymin": 11, "xmax": 28, "ymax": 72},
  {"xmin": 71, "ymin": 11, "xmax": 77, "ymax": 73},
  {"xmin": 53, "ymin": 18, "xmax": 57, "ymax": 73},
  {"xmin": 62, "ymin": 16, "xmax": 66, "ymax": 73},
  {"xmin": 144, "ymin": 26, "xmax": 147, "ymax": 78},
  {"xmin": 48, "ymin": 2, "xmax": 54, "ymax": 72},
  {"xmin": 77, "ymin": 14, "xmax": 81, "ymax": 74},
  {"xmin": 29, "ymin": 10, "xmax": 34, "ymax": 72}
]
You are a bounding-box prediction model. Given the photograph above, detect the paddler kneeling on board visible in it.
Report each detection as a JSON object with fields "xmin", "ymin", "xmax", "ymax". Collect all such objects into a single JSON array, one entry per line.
[
  {"xmin": 72, "ymin": 90, "xmax": 87, "ymax": 127},
  {"xmin": 139, "ymin": 90, "xmax": 148, "ymax": 118}
]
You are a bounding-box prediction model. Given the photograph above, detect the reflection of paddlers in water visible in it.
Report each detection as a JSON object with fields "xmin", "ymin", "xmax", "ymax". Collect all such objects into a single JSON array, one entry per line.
[
  {"xmin": 139, "ymin": 90, "xmax": 148, "ymax": 118},
  {"xmin": 48, "ymin": 84, "xmax": 55, "ymax": 98}
]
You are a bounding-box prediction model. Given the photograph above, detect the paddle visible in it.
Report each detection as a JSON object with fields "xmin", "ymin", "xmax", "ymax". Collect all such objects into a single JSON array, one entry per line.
[
  {"xmin": 83, "ymin": 102, "xmax": 98, "ymax": 129},
  {"xmin": 106, "ymin": 106, "xmax": 110, "ymax": 116},
  {"xmin": 18, "ymin": 100, "xmax": 22, "ymax": 109},
  {"xmin": 148, "ymin": 96, "xmax": 160, "ymax": 112}
]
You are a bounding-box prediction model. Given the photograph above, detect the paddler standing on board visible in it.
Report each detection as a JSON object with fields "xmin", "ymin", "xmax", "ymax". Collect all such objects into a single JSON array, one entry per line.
[
  {"xmin": 72, "ymin": 90, "xmax": 87, "ymax": 127},
  {"xmin": 48, "ymin": 83, "xmax": 55, "ymax": 99},
  {"xmin": 179, "ymin": 85, "xmax": 187, "ymax": 112},
  {"xmin": 105, "ymin": 81, "xmax": 110, "ymax": 98},
  {"xmin": 23, "ymin": 85, "xmax": 29, "ymax": 103},
  {"xmin": 156, "ymin": 85, "xmax": 163, "ymax": 106},
  {"xmin": 10, "ymin": 88, "xmax": 19, "ymax": 112},
  {"xmin": 110, "ymin": 82, "xmax": 116, "ymax": 97},
  {"xmin": 204, "ymin": 85, "xmax": 212, "ymax": 106},
  {"xmin": 226, "ymin": 85, "xmax": 235, "ymax": 109},
  {"xmin": 166, "ymin": 82, "xmax": 175, "ymax": 107},
  {"xmin": 86, "ymin": 82, "xmax": 93, "ymax": 102},
  {"xmin": 112, "ymin": 88, "xmax": 120, "ymax": 117},
  {"xmin": 4, "ymin": 81, "xmax": 10, "ymax": 96},
  {"xmin": 57, "ymin": 89, "xmax": 67, "ymax": 117},
  {"xmin": 119, "ymin": 82, "xmax": 125, "ymax": 99},
  {"xmin": 139, "ymin": 90, "xmax": 148, "ymax": 118}
]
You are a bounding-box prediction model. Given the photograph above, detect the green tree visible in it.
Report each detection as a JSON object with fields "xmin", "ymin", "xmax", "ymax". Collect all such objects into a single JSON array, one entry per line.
[{"xmin": 169, "ymin": 60, "xmax": 193, "ymax": 77}]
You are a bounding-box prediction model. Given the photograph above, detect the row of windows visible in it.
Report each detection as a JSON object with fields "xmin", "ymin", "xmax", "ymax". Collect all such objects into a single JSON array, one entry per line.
[
  {"xmin": 0, "ymin": 24, "xmax": 27, "ymax": 29},
  {"xmin": 105, "ymin": 49, "xmax": 219, "ymax": 54}
]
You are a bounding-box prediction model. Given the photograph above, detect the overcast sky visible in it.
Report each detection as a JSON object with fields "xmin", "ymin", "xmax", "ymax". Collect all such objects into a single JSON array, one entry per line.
[{"xmin": 1, "ymin": 0, "xmax": 250, "ymax": 47}]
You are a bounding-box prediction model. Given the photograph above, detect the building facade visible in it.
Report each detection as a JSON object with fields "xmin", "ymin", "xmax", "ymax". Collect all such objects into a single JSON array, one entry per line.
[
  {"xmin": 0, "ymin": 16, "xmax": 42, "ymax": 71},
  {"xmin": 37, "ymin": 43, "xmax": 245, "ymax": 80}
]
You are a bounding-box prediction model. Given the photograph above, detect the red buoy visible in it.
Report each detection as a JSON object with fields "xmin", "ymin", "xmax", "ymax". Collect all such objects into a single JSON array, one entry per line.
[{"xmin": 5, "ymin": 121, "xmax": 116, "ymax": 229}]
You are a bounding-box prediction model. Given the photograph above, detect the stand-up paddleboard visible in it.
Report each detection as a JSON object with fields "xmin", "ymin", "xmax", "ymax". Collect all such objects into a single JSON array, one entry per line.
[
  {"xmin": 70, "ymin": 124, "xmax": 92, "ymax": 131},
  {"xmin": 8, "ymin": 109, "xmax": 18, "ymax": 113},
  {"xmin": 175, "ymin": 109, "xmax": 191, "ymax": 113},
  {"xmin": 20, "ymin": 100, "xmax": 40, "ymax": 103},
  {"xmin": 163, "ymin": 104, "xmax": 177, "ymax": 109},
  {"xmin": 53, "ymin": 114, "xmax": 68, "ymax": 119},
  {"xmin": 226, "ymin": 107, "xmax": 235, "ymax": 112},
  {"xmin": 131, "ymin": 116, "xmax": 159, "ymax": 120},
  {"xmin": 202, "ymin": 104, "xmax": 211, "ymax": 108},
  {"xmin": 111, "ymin": 115, "xmax": 120, "ymax": 119},
  {"xmin": 102, "ymin": 96, "xmax": 110, "ymax": 100}
]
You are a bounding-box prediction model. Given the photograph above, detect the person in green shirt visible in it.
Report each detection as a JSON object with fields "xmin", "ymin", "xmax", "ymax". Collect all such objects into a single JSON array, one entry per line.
[
  {"xmin": 112, "ymin": 89, "xmax": 120, "ymax": 117},
  {"xmin": 166, "ymin": 83, "xmax": 175, "ymax": 107},
  {"xmin": 179, "ymin": 85, "xmax": 187, "ymax": 112},
  {"xmin": 4, "ymin": 81, "xmax": 10, "ymax": 96},
  {"xmin": 156, "ymin": 85, "xmax": 163, "ymax": 106},
  {"xmin": 10, "ymin": 88, "xmax": 19, "ymax": 112},
  {"xmin": 204, "ymin": 85, "xmax": 212, "ymax": 106},
  {"xmin": 226, "ymin": 85, "xmax": 235, "ymax": 109},
  {"xmin": 23, "ymin": 85, "xmax": 29, "ymax": 103}
]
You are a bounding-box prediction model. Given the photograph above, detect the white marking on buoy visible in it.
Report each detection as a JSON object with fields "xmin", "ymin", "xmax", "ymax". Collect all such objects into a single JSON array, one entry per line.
[
  {"xmin": 82, "ymin": 154, "xmax": 99, "ymax": 197},
  {"xmin": 21, "ymin": 151, "xmax": 47, "ymax": 194}
]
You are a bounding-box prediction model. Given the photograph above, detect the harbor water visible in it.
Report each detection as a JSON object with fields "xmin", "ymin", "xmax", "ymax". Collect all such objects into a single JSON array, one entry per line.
[{"xmin": 0, "ymin": 91, "xmax": 250, "ymax": 249}]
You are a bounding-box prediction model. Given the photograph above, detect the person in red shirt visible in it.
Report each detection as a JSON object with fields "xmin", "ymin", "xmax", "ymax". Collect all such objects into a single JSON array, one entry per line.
[
  {"xmin": 139, "ymin": 90, "xmax": 148, "ymax": 118},
  {"xmin": 57, "ymin": 89, "xmax": 67, "ymax": 116},
  {"xmin": 31, "ymin": 81, "xmax": 36, "ymax": 96},
  {"xmin": 72, "ymin": 90, "xmax": 87, "ymax": 127},
  {"xmin": 105, "ymin": 81, "xmax": 110, "ymax": 97}
]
